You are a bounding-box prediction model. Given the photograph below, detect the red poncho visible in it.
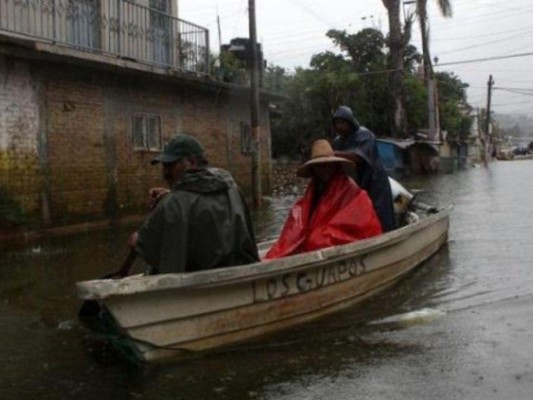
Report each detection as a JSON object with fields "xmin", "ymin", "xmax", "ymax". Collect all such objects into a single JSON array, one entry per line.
[{"xmin": 265, "ymin": 173, "xmax": 382, "ymax": 259}]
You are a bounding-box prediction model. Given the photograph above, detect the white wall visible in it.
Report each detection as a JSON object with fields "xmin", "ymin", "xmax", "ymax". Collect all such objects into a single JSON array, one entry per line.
[{"xmin": 0, "ymin": 56, "xmax": 39, "ymax": 154}]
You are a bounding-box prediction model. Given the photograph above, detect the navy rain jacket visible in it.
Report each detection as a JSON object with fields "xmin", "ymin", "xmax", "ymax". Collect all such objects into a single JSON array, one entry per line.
[{"xmin": 331, "ymin": 106, "xmax": 397, "ymax": 232}]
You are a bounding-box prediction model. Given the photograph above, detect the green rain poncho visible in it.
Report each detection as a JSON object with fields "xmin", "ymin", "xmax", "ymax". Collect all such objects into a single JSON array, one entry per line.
[{"xmin": 135, "ymin": 167, "xmax": 259, "ymax": 274}]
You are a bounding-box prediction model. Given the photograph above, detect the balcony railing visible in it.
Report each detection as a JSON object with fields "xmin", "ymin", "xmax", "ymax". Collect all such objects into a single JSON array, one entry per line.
[{"xmin": 0, "ymin": 0, "xmax": 210, "ymax": 75}]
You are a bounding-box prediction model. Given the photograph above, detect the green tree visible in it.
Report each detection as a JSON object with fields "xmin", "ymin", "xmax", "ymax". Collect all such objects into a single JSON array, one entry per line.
[
  {"xmin": 435, "ymin": 71, "xmax": 472, "ymax": 141},
  {"xmin": 415, "ymin": 0, "xmax": 452, "ymax": 136},
  {"xmin": 381, "ymin": 0, "xmax": 415, "ymax": 137},
  {"xmin": 404, "ymin": 44, "xmax": 423, "ymax": 73},
  {"xmin": 263, "ymin": 65, "xmax": 288, "ymax": 92},
  {"xmin": 269, "ymin": 26, "xmax": 468, "ymax": 158},
  {"xmin": 404, "ymin": 74, "xmax": 427, "ymax": 132},
  {"xmin": 211, "ymin": 51, "xmax": 248, "ymax": 84},
  {"xmin": 326, "ymin": 28, "xmax": 387, "ymax": 72},
  {"xmin": 416, "ymin": 0, "xmax": 452, "ymax": 81},
  {"xmin": 271, "ymin": 28, "xmax": 394, "ymax": 157}
]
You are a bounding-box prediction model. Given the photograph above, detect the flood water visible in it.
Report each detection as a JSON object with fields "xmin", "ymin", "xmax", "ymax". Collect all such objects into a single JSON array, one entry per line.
[{"xmin": 1, "ymin": 160, "xmax": 533, "ymax": 399}]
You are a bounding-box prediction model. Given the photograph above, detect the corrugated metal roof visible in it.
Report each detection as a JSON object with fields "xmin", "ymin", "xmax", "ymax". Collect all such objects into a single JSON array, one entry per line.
[
  {"xmin": 376, "ymin": 138, "xmax": 416, "ymax": 149},
  {"xmin": 377, "ymin": 137, "xmax": 442, "ymax": 149}
]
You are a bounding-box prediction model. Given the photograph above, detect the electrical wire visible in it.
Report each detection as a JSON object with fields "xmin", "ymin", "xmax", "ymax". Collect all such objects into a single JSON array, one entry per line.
[
  {"xmin": 436, "ymin": 51, "xmax": 533, "ymax": 67},
  {"xmin": 495, "ymin": 88, "xmax": 533, "ymax": 97},
  {"xmin": 496, "ymin": 87, "xmax": 533, "ymax": 91},
  {"xmin": 437, "ymin": 28, "xmax": 533, "ymax": 56}
]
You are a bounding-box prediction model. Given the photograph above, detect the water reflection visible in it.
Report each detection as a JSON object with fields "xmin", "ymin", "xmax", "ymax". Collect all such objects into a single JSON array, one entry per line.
[
  {"xmin": 1, "ymin": 160, "xmax": 533, "ymax": 399},
  {"xmin": 251, "ymin": 194, "xmax": 300, "ymax": 241}
]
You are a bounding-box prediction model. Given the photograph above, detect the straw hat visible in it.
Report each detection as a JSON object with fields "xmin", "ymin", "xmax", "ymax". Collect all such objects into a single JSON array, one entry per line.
[{"xmin": 297, "ymin": 139, "xmax": 353, "ymax": 178}]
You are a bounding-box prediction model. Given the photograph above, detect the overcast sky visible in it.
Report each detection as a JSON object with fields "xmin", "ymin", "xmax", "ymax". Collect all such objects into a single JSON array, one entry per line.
[{"xmin": 180, "ymin": 0, "xmax": 533, "ymax": 116}]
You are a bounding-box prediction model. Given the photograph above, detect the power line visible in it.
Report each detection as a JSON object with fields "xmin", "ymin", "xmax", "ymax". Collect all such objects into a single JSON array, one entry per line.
[
  {"xmin": 482, "ymin": 1, "xmax": 533, "ymax": 15},
  {"xmin": 286, "ymin": 0, "xmax": 337, "ymax": 28},
  {"xmin": 436, "ymin": 51, "xmax": 533, "ymax": 67},
  {"xmin": 496, "ymin": 87, "xmax": 533, "ymax": 91},
  {"xmin": 430, "ymin": 26, "xmax": 533, "ymax": 43},
  {"xmin": 492, "ymin": 99, "xmax": 533, "ymax": 107},
  {"xmin": 426, "ymin": 3, "xmax": 533, "ymax": 30},
  {"xmin": 437, "ymin": 28, "xmax": 533, "ymax": 56},
  {"xmin": 495, "ymin": 88, "xmax": 533, "ymax": 97}
]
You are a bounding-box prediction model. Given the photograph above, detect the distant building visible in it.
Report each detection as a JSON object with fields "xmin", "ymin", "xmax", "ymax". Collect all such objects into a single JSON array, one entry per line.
[
  {"xmin": 440, "ymin": 108, "xmax": 483, "ymax": 172},
  {"xmin": 219, "ymin": 37, "xmax": 265, "ymax": 85},
  {"xmin": 375, "ymin": 138, "xmax": 411, "ymax": 177},
  {"xmin": 0, "ymin": 0, "xmax": 274, "ymax": 229},
  {"xmin": 376, "ymin": 137, "xmax": 440, "ymax": 177}
]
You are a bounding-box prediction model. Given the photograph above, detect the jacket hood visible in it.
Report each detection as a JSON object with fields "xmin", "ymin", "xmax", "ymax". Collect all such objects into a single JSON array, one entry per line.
[
  {"xmin": 174, "ymin": 167, "xmax": 234, "ymax": 194},
  {"xmin": 332, "ymin": 106, "xmax": 360, "ymax": 131}
]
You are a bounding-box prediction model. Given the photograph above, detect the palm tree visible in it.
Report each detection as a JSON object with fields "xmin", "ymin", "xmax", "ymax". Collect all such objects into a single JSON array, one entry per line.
[
  {"xmin": 381, "ymin": 0, "xmax": 411, "ymax": 138},
  {"xmin": 416, "ymin": 0, "xmax": 452, "ymax": 137},
  {"xmin": 417, "ymin": 0, "xmax": 452, "ymax": 81}
]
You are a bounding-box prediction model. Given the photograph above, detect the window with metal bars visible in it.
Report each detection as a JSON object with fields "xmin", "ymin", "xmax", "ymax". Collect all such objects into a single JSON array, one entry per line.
[
  {"xmin": 132, "ymin": 113, "xmax": 162, "ymax": 151},
  {"xmin": 240, "ymin": 121, "xmax": 255, "ymax": 155}
]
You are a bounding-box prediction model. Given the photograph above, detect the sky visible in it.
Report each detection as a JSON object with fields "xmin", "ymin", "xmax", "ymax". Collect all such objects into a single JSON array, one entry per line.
[{"xmin": 179, "ymin": 0, "xmax": 533, "ymax": 116}]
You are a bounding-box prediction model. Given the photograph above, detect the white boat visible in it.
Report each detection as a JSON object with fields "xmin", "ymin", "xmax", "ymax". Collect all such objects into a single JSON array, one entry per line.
[{"xmin": 77, "ymin": 205, "xmax": 451, "ymax": 364}]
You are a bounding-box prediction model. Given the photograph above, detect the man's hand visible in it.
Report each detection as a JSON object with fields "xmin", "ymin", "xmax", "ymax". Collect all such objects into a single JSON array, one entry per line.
[
  {"xmin": 127, "ymin": 231, "xmax": 138, "ymax": 250},
  {"xmin": 149, "ymin": 187, "xmax": 170, "ymax": 209}
]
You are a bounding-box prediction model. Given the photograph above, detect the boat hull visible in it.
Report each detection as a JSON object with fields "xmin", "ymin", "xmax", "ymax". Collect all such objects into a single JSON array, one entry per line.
[{"xmin": 77, "ymin": 207, "xmax": 451, "ymax": 363}]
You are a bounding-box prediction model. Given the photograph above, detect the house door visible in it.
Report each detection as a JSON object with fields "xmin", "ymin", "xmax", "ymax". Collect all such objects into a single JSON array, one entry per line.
[
  {"xmin": 150, "ymin": 0, "xmax": 171, "ymax": 65},
  {"xmin": 67, "ymin": 0, "xmax": 100, "ymax": 48}
]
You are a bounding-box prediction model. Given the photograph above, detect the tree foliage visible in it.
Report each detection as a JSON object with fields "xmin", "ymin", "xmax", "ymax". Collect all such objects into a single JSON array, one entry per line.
[
  {"xmin": 225, "ymin": 28, "xmax": 472, "ymax": 158},
  {"xmin": 325, "ymin": 28, "xmax": 387, "ymax": 72},
  {"xmin": 436, "ymin": 71, "xmax": 472, "ymax": 141},
  {"xmin": 381, "ymin": 0, "xmax": 407, "ymax": 136}
]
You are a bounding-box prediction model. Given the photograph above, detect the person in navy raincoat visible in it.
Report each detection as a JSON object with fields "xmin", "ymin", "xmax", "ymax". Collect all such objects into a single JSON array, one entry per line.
[{"xmin": 331, "ymin": 106, "xmax": 397, "ymax": 232}]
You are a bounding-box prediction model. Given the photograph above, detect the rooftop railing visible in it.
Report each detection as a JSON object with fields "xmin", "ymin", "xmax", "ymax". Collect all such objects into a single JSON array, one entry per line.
[{"xmin": 0, "ymin": 0, "xmax": 210, "ymax": 75}]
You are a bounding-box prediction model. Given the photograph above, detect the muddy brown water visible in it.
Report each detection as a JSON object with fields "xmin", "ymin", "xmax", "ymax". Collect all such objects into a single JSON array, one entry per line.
[{"xmin": 1, "ymin": 160, "xmax": 533, "ymax": 399}]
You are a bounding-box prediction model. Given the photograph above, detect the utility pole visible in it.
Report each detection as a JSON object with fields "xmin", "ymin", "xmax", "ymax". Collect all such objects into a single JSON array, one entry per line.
[
  {"xmin": 248, "ymin": 0, "xmax": 261, "ymax": 208},
  {"xmin": 417, "ymin": 2, "xmax": 440, "ymax": 142},
  {"xmin": 434, "ymin": 80, "xmax": 441, "ymax": 141},
  {"xmin": 476, "ymin": 107, "xmax": 483, "ymax": 164},
  {"xmin": 485, "ymin": 74, "xmax": 494, "ymax": 165},
  {"xmin": 216, "ymin": 10, "xmax": 222, "ymax": 50},
  {"xmin": 426, "ymin": 79, "xmax": 442, "ymax": 141}
]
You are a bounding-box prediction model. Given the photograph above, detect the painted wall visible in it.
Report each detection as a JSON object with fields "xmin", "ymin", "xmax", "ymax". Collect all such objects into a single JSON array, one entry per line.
[
  {"xmin": 0, "ymin": 57, "xmax": 41, "ymax": 227},
  {"xmin": 0, "ymin": 55, "xmax": 271, "ymax": 229},
  {"xmin": 409, "ymin": 143, "xmax": 440, "ymax": 175},
  {"xmin": 376, "ymin": 141, "xmax": 405, "ymax": 173}
]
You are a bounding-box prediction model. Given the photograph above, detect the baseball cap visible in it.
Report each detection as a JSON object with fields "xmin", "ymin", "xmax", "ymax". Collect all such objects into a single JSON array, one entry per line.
[{"xmin": 150, "ymin": 134, "xmax": 205, "ymax": 165}]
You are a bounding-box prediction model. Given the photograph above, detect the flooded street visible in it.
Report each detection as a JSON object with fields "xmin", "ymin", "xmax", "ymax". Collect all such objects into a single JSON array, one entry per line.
[{"xmin": 1, "ymin": 160, "xmax": 533, "ymax": 399}]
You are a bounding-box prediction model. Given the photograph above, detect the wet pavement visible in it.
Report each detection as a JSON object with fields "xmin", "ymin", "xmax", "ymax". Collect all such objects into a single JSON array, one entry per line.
[{"xmin": 1, "ymin": 160, "xmax": 533, "ymax": 399}]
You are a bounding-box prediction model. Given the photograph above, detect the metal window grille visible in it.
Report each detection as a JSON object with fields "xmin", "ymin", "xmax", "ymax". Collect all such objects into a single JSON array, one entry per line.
[
  {"xmin": 0, "ymin": 0, "xmax": 210, "ymax": 75},
  {"xmin": 132, "ymin": 113, "xmax": 161, "ymax": 151},
  {"xmin": 240, "ymin": 122, "xmax": 255, "ymax": 155}
]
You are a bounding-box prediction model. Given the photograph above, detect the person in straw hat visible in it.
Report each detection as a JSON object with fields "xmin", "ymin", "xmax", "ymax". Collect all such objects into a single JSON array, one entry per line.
[{"xmin": 265, "ymin": 139, "xmax": 382, "ymax": 259}]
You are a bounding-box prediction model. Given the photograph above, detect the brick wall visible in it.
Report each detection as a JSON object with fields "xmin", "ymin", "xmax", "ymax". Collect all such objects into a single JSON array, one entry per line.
[
  {"xmin": 45, "ymin": 72, "xmax": 109, "ymax": 222},
  {"xmin": 181, "ymin": 90, "xmax": 271, "ymax": 195},
  {"xmin": 0, "ymin": 56, "xmax": 41, "ymax": 228},
  {"xmin": 0, "ymin": 55, "xmax": 272, "ymax": 229}
]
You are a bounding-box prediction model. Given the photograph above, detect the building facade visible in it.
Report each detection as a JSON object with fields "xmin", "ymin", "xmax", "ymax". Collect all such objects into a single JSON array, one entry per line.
[{"xmin": 0, "ymin": 0, "xmax": 272, "ymax": 230}]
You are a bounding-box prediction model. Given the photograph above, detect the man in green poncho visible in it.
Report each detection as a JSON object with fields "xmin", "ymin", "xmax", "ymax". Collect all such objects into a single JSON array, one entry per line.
[{"xmin": 128, "ymin": 134, "xmax": 259, "ymax": 274}]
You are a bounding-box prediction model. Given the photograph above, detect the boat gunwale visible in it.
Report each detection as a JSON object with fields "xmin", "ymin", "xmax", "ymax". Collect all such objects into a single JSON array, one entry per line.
[
  {"xmin": 77, "ymin": 206, "xmax": 452, "ymax": 300},
  {"xmin": 113, "ymin": 230, "xmax": 449, "ymax": 361},
  {"xmin": 122, "ymin": 229, "xmax": 449, "ymax": 335}
]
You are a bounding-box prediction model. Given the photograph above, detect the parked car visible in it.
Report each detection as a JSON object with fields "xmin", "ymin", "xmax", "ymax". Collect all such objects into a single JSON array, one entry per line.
[{"xmin": 512, "ymin": 146, "xmax": 530, "ymax": 156}]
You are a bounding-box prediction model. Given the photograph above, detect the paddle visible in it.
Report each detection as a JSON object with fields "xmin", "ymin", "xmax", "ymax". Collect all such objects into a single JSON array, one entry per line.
[
  {"xmin": 78, "ymin": 248, "xmax": 137, "ymax": 320},
  {"xmin": 78, "ymin": 188, "xmax": 168, "ymax": 321}
]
